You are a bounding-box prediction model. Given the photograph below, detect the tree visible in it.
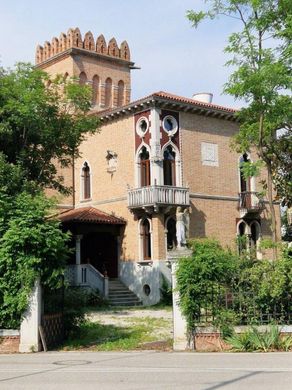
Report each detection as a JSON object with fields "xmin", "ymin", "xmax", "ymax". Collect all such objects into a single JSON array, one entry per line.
[
  {"xmin": 0, "ymin": 63, "xmax": 99, "ymax": 327},
  {"xmin": 187, "ymin": 0, "xmax": 292, "ymax": 258},
  {"xmin": 0, "ymin": 63, "xmax": 99, "ymax": 194}
]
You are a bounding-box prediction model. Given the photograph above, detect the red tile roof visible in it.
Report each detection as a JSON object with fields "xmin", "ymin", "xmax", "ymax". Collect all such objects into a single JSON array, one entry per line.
[
  {"xmin": 59, "ymin": 207, "xmax": 126, "ymax": 225},
  {"xmin": 153, "ymin": 91, "xmax": 238, "ymax": 113},
  {"xmin": 95, "ymin": 90, "xmax": 238, "ymax": 118}
]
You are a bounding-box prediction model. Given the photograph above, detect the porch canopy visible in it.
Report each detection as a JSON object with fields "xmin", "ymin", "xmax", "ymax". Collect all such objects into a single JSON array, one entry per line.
[{"xmin": 59, "ymin": 207, "xmax": 126, "ymax": 278}]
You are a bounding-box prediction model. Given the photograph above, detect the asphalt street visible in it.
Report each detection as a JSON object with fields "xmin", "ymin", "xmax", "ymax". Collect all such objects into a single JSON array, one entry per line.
[{"xmin": 1, "ymin": 351, "xmax": 292, "ymax": 389}]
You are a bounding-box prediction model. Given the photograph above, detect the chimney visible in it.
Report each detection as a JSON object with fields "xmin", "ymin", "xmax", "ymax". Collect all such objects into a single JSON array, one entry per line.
[{"xmin": 192, "ymin": 92, "xmax": 213, "ymax": 104}]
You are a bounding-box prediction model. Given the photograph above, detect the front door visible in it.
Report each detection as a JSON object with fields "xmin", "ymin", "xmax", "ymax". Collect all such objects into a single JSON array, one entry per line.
[{"xmin": 81, "ymin": 233, "xmax": 118, "ymax": 278}]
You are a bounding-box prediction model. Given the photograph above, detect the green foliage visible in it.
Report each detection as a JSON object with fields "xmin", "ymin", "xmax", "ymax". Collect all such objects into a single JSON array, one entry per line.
[
  {"xmin": 0, "ymin": 63, "xmax": 99, "ymax": 194},
  {"xmin": 176, "ymin": 239, "xmax": 239, "ymax": 330},
  {"xmin": 159, "ymin": 274, "xmax": 172, "ymax": 305},
  {"xmin": 186, "ymin": 0, "xmax": 292, "ymax": 243},
  {"xmin": 0, "ymin": 190, "xmax": 70, "ymax": 328},
  {"xmin": 176, "ymin": 238, "xmax": 292, "ymax": 334},
  {"xmin": 226, "ymin": 325, "xmax": 292, "ymax": 352}
]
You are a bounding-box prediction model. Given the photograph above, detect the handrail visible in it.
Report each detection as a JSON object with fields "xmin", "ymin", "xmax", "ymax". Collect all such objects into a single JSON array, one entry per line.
[{"xmin": 128, "ymin": 185, "xmax": 189, "ymax": 208}]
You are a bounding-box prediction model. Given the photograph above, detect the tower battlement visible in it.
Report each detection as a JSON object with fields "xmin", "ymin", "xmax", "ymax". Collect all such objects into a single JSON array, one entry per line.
[{"xmin": 35, "ymin": 27, "xmax": 131, "ymax": 65}]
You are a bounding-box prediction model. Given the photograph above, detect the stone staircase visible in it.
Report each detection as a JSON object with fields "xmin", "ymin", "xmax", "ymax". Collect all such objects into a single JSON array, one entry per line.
[{"xmin": 108, "ymin": 279, "xmax": 142, "ymax": 306}]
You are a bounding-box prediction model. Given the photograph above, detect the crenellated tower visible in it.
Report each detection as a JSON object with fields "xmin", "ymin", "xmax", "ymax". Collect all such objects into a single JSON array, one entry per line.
[{"xmin": 35, "ymin": 28, "xmax": 135, "ymax": 110}]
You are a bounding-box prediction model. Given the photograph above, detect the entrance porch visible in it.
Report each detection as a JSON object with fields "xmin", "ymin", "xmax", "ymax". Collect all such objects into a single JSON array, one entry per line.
[{"xmin": 60, "ymin": 207, "xmax": 125, "ymax": 298}]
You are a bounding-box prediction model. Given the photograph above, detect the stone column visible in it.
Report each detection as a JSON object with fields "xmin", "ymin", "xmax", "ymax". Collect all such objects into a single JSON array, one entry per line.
[
  {"xmin": 75, "ymin": 235, "xmax": 83, "ymax": 285},
  {"xmin": 169, "ymin": 249, "xmax": 192, "ymax": 351},
  {"xmin": 19, "ymin": 278, "xmax": 42, "ymax": 353}
]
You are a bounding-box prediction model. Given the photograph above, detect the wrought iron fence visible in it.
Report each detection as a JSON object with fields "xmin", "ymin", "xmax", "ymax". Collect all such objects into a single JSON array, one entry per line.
[
  {"xmin": 194, "ymin": 286, "xmax": 292, "ymax": 326},
  {"xmin": 42, "ymin": 276, "xmax": 64, "ymax": 349}
]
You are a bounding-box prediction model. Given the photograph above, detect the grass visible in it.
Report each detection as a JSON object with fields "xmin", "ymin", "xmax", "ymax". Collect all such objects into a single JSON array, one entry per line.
[
  {"xmin": 86, "ymin": 302, "xmax": 172, "ymax": 313},
  {"xmin": 62, "ymin": 316, "xmax": 172, "ymax": 351}
]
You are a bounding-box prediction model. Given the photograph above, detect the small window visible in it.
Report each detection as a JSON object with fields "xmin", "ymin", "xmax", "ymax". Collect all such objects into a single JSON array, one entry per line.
[
  {"xmin": 136, "ymin": 117, "xmax": 149, "ymax": 137},
  {"xmin": 162, "ymin": 115, "xmax": 178, "ymax": 136},
  {"xmin": 82, "ymin": 162, "xmax": 91, "ymax": 200}
]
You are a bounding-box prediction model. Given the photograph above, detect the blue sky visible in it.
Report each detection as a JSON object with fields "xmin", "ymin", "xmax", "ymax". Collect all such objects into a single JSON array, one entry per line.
[{"xmin": 0, "ymin": 0, "xmax": 243, "ymax": 108}]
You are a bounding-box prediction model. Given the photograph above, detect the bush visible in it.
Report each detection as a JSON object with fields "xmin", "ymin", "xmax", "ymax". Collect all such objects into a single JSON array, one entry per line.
[
  {"xmin": 176, "ymin": 238, "xmax": 239, "ymax": 330},
  {"xmin": 176, "ymin": 238, "xmax": 292, "ymax": 335},
  {"xmin": 63, "ymin": 287, "xmax": 88, "ymax": 337},
  {"xmin": 226, "ymin": 325, "xmax": 292, "ymax": 352},
  {"xmin": 159, "ymin": 274, "xmax": 172, "ymax": 305}
]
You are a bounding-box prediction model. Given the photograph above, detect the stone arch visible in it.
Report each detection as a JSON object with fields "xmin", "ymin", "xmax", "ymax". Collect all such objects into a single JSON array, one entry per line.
[
  {"xmin": 92, "ymin": 75, "xmax": 99, "ymax": 106},
  {"xmin": 105, "ymin": 77, "xmax": 112, "ymax": 107},
  {"xmin": 117, "ymin": 80, "xmax": 125, "ymax": 106},
  {"xmin": 59, "ymin": 33, "xmax": 67, "ymax": 51},
  {"xmin": 51, "ymin": 37, "xmax": 59, "ymax": 56},
  {"xmin": 84, "ymin": 31, "xmax": 95, "ymax": 51},
  {"xmin": 35, "ymin": 45, "xmax": 43, "ymax": 64},
  {"xmin": 120, "ymin": 41, "xmax": 130, "ymax": 60},
  {"xmin": 108, "ymin": 38, "xmax": 119, "ymax": 57},
  {"xmin": 96, "ymin": 34, "xmax": 107, "ymax": 54},
  {"xmin": 79, "ymin": 72, "xmax": 87, "ymax": 86},
  {"xmin": 43, "ymin": 41, "xmax": 51, "ymax": 60}
]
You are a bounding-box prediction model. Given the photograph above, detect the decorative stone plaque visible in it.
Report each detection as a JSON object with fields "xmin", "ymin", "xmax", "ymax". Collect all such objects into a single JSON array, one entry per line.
[{"xmin": 201, "ymin": 142, "xmax": 219, "ymax": 167}]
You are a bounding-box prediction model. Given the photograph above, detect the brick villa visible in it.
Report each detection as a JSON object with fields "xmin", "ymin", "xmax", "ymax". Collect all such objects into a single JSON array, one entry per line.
[{"xmin": 35, "ymin": 28, "xmax": 280, "ymax": 305}]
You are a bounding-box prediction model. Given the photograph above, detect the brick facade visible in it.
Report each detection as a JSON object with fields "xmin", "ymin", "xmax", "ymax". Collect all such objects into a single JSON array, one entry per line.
[{"xmin": 37, "ymin": 27, "xmax": 281, "ymax": 303}]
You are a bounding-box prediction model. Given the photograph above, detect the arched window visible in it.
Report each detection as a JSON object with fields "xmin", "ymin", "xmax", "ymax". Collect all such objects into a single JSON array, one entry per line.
[
  {"xmin": 250, "ymin": 221, "xmax": 261, "ymax": 258},
  {"xmin": 163, "ymin": 145, "xmax": 176, "ymax": 186},
  {"xmin": 237, "ymin": 221, "xmax": 247, "ymax": 254},
  {"xmin": 92, "ymin": 75, "xmax": 99, "ymax": 106},
  {"xmin": 139, "ymin": 146, "xmax": 151, "ymax": 187},
  {"xmin": 105, "ymin": 77, "xmax": 112, "ymax": 107},
  {"xmin": 239, "ymin": 153, "xmax": 250, "ymax": 193},
  {"xmin": 166, "ymin": 217, "xmax": 177, "ymax": 251},
  {"xmin": 79, "ymin": 72, "xmax": 87, "ymax": 86},
  {"xmin": 81, "ymin": 162, "xmax": 91, "ymax": 200},
  {"xmin": 117, "ymin": 80, "xmax": 124, "ymax": 106},
  {"xmin": 141, "ymin": 219, "xmax": 152, "ymax": 260}
]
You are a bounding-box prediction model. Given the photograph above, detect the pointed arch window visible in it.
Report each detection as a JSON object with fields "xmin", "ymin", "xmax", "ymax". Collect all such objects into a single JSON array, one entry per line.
[
  {"xmin": 163, "ymin": 145, "xmax": 176, "ymax": 186},
  {"xmin": 139, "ymin": 146, "xmax": 151, "ymax": 187},
  {"xmin": 141, "ymin": 219, "xmax": 152, "ymax": 260},
  {"xmin": 79, "ymin": 72, "xmax": 87, "ymax": 86},
  {"xmin": 92, "ymin": 75, "xmax": 99, "ymax": 106},
  {"xmin": 239, "ymin": 153, "xmax": 250, "ymax": 193},
  {"xmin": 82, "ymin": 162, "xmax": 91, "ymax": 200},
  {"xmin": 105, "ymin": 77, "xmax": 112, "ymax": 107},
  {"xmin": 117, "ymin": 80, "xmax": 125, "ymax": 106}
]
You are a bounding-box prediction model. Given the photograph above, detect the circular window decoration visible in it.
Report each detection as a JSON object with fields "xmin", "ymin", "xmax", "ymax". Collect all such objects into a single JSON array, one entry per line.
[
  {"xmin": 162, "ymin": 115, "xmax": 178, "ymax": 137},
  {"xmin": 143, "ymin": 284, "xmax": 151, "ymax": 296},
  {"xmin": 136, "ymin": 117, "xmax": 149, "ymax": 137}
]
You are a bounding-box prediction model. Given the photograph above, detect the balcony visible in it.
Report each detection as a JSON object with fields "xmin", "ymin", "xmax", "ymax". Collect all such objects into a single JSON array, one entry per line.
[
  {"xmin": 128, "ymin": 185, "xmax": 189, "ymax": 212},
  {"xmin": 239, "ymin": 191, "xmax": 264, "ymax": 217}
]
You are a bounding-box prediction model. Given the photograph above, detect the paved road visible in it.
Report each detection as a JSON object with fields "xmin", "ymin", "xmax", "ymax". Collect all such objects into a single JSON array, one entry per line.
[{"xmin": 1, "ymin": 351, "xmax": 292, "ymax": 389}]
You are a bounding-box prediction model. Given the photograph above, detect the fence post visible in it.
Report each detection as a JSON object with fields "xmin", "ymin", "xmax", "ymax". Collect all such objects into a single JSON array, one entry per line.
[
  {"xmin": 19, "ymin": 278, "xmax": 42, "ymax": 353},
  {"xmin": 170, "ymin": 253, "xmax": 193, "ymax": 351}
]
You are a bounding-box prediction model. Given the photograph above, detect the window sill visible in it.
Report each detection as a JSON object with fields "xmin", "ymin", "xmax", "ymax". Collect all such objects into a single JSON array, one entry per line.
[
  {"xmin": 137, "ymin": 260, "xmax": 153, "ymax": 267},
  {"xmin": 80, "ymin": 198, "xmax": 92, "ymax": 203}
]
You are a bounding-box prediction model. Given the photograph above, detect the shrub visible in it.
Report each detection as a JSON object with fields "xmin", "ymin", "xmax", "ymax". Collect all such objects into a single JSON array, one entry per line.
[{"xmin": 160, "ymin": 274, "xmax": 172, "ymax": 305}]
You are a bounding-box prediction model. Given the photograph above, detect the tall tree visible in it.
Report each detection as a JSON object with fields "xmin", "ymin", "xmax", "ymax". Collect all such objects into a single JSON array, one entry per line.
[
  {"xmin": 0, "ymin": 63, "xmax": 99, "ymax": 194},
  {"xmin": 187, "ymin": 0, "xmax": 292, "ymax": 258}
]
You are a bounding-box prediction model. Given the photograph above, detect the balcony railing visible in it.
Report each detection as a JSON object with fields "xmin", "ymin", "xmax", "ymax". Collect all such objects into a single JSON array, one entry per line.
[
  {"xmin": 239, "ymin": 191, "xmax": 264, "ymax": 214},
  {"xmin": 128, "ymin": 185, "xmax": 189, "ymax": 209}
]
